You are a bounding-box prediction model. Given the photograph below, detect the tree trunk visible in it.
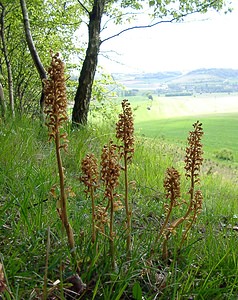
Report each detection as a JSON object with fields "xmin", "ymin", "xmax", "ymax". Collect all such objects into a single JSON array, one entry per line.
[
  {"xmin": 0, "ymin": 82, "xmax": 6, "ymax": 118},
  {"xmin": 72, "ymin": 0, "xmax": 105, "ymax": 126},
  {"xmin": 20, "ymin": 0, "xmax": 46, "ymax": 115},
  {"xmin": 0, "ymin": 3, "xmax": 14, "ymax": 117}
]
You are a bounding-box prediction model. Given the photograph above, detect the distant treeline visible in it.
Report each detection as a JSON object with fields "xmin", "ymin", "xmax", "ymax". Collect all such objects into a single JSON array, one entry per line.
[{"xmin": 165, "ymin": 92, "xmax": 193, "ymax": 97}]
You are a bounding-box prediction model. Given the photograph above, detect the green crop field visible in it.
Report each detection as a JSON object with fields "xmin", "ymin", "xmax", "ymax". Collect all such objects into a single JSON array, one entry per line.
[{"xmin": 116, "ymin": 94, "xmax": 238, "ymax": 164}]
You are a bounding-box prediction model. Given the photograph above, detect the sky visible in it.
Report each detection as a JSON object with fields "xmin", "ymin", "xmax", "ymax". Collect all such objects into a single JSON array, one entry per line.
[{"xmin": 98, "ymin": 0, "xmax": 238, "ymax": 74}]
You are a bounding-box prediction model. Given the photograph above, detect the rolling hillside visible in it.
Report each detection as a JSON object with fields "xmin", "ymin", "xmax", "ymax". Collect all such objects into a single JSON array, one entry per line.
[{"xmin": 113, "ymin": 68, "xmax": 238, "ymax": 94}]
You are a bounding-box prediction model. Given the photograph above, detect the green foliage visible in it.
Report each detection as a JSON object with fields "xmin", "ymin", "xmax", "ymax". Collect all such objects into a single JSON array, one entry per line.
[
  {"xmin": 89, "ymin": 71, "xmax": 121, "ymax": 121},
  {"xmin": 132, "ymin": 282, "xmax": 142, "ymax": 300},
  {"xmin": 150, "ymin": 0, "xmax": 227, "ymax": 18},
  {"xmin": 0, "ymin": 0, "xmax": 82, "ymax": 115},
  {"xmin": 103, "ymin": 0, "xmax": 228, "ymax": 29},
  {"xmin": 1, "ymin": 116, "xmax": 238, "ymax": 298},
  {"xmin": 124, "ymin": 95, "xmax": 238, "ymax": 164},
  {"xmin": 215, "ymin": 148, "xmax": 234, "ymax": 161}
]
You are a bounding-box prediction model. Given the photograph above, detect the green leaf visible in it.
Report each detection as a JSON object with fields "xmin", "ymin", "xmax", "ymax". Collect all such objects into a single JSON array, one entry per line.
[
  {"xmin": 132, "ymin": 282, "xmax": 142, "ymax": 300},
  {"xmin": 114, "ymin": 283, "xmax": 128, "ymax": 300}
]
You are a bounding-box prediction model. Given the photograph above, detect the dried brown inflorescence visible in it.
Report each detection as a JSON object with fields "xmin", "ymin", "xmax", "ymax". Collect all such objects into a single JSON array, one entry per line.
[
  {"xmin": 157, "ymin": 121, "xmax": 204, "ymax": 260},
  {"xmin": 116, "ymin": 99, "xmax": 134, "ymax": 161},
  {"xmin": 191, "ymin": 190, "xmax": 203, "ymax": 221},
  {"xmin": 80, "ymin": 136, "xmax": 124, "ymax": 269},
  {"xmin": 101, "ymin": 141, "xmax": 120, "ymax": 200},
  {"xmin": 43, "ymin": 52, "xmax": 76, "ymax": 268},
  {"xmin": 157, "ymin": 167, "xmax": 183, "ymax": 259},
  {"xmin": 164, "ymin": 167, "xmax": 181, "ymax": 205},
  {"xmin": 116, "ymin": 99, "xmax": 134, "ymax": 259},
  {"xmin": 95, "ymin": 205, "xmax": 109, "ymax": 234},
  {"xmin": 100, "ymin": 141, "xmax": 121, "ymax": 270},
  {"xmin": 43, "ymin": 52, "xmax": 68, "ymax": 149},
  {"xmin": 81, "ymin": 153, "xmax": 99, "ymax": 243},
  {"xmin": 181, "ymin": 121, "xmax": 204, "ymax": 244},
  {"xmin": 184, "ymin": 121, "xmax": 204, "ymax": 184},
  {"xmin": 162, "ymin": 167, "xmax": 182, "ymax": 236},
  {"xmin": 81, "ymin": 153, "xmax": 99, "ymax": 194}
]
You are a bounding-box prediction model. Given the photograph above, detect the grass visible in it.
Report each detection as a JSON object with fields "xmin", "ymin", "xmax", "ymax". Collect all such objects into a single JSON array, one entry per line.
[
  {"xmin": 135, "ymin": 113, "xmax": 238, "ymax": 163},
  {"xmin": 114, "ymin": 94, "xmax": 238, "ymax": 165},
  {"xmin": 1, "ymin": 107, "xmax": 238, "ymax": 299}
]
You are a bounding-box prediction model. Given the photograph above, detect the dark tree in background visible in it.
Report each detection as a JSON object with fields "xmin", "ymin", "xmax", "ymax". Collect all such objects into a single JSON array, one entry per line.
[
  {"xmin": 0, "ymin": 2, "xmax": 14, "ymax": 117},
  {"xmin": 72, "ymin": 0, "xmax": 105, "ymax": 126},
  {"xmin": 20, "ymin": 0, "xmax": 47, "ymax": 114},
  {"xmin": 72, "ymin": 0, "xmax": 228, "ymax": 127}
]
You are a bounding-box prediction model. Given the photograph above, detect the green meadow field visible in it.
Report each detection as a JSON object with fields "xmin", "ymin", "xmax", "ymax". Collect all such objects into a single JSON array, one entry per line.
[
  {"xmin": 2, "ymin": 93, "xmax": 238, "ymax": 299},
  {"xmin": 119, "ymin": 93, "xmax": 238, "ymax": 164}
]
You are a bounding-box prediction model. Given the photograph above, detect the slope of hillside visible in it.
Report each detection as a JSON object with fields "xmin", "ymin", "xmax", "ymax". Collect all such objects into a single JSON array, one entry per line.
[{"xmin": 113, "ymin": 68, "xmax": 238, "ymax": 94}]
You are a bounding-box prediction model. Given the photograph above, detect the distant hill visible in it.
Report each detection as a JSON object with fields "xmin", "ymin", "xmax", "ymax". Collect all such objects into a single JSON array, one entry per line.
[
  {"xmin": 187, "ymin": 68, "xmax": 238, "ymax": 79},
  {"xmin": 112, "ymin": 71, "xmax": 182, "ymax": 87},
  {"xmin": 113, "ymin": 68, "xmax": 238, "ymax": 95},
  {"xmin": 134, "ymin": 71, "xmax": 181, "ymax": 81}
]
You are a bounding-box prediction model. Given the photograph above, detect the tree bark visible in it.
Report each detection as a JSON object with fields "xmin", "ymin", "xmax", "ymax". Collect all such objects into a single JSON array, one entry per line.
[
  {"xmin": 72, "ymin": 0, "xmax": 105, "ymax": 126},
  {"xmin": 20, "ymin": 0, "xmax": 47, "ymax": 114},
  {"xmin": 0, "ymin": 82, "xmax": 6, "ymax": 118},
  {"xmin": 0, "ymin": 3, "xmax": 14, "ymax": 117}
]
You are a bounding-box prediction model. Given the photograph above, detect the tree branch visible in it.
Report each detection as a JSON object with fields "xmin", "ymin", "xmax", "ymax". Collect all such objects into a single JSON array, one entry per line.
[
  {"xmin": 101, "ymin": 0, "xmax": 223, "ymax": 44},
  {"xmin": 77, "ymin": 0, "xmax": 90, "ymax": 15},
  {"xmin": 20, "ymin": 0, "xmax": 46, "ymax": 80},
  {"xmin": 101, "ymin": 17, "xmax": 178, "ymax": 44},
  {"xmin": 101, "ymin": 12, "xmax": 144, "ymax": 32}
]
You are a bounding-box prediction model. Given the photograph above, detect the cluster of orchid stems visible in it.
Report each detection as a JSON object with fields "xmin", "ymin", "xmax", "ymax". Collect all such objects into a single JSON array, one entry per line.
[
  {"xmin": 101, "ymin": 141, "xmax": 121, "ymax": 270},
  {"xmin": 41, "ymin": 52, "xmax": 206, "ymax": 300},
  {"xmin": 43, "ymin": 52, "xmax": 76, "ymax": 263},
  {"xmin": 81, "ymin": 100, "xmax": 134, "ymax": 269},
  {"xmin": 43, "ymin": 53, "xmax": 203, "ymax": 271},
  {"xmin": 81, "ymin": 142, "xmax": 121, "ymax": 270},
  {"xmin": 156, "ymin": 121, "xmax": 204, "ymax": 260}
]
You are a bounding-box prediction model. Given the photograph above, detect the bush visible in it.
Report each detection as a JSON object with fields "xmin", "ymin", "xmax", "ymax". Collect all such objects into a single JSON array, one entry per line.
[{"xmin": 215, "ymin": 148, "xmax": 234, "ymax": 161}]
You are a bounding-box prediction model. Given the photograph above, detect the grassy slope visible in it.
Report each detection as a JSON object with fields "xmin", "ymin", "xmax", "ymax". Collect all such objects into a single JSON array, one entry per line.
[
  {"xmin": 120, "ymin": 94, "xmax": 238, "ymax": 164},
  {"xmin": 136, "ymin": 113, "xmax": 238, "ymax": 162},
  {"xmin": 0, "ymin": 110, "xmax": 238, "ymax": 299}
]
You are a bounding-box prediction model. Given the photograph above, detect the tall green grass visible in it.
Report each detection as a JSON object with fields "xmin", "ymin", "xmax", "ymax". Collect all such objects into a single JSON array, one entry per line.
[
  {"xmin": 135, "ymin": 113, "xmax": 238, "ymax": 166},
  {"xmin": 1, "ymin": 116, "xmax": 238, "ymax": 299}
]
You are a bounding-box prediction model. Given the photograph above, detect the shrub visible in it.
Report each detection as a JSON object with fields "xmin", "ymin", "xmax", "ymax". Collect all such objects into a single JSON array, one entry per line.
[{"xmin": 215, "ymin": 148, "xmax": 234, "ymax": 161}]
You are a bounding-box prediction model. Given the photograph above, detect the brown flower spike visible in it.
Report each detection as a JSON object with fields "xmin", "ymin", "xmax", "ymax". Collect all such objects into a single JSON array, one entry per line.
[
  {"xmin": 156, "ymin": 167, "xmax": 182, "ymax": 258},
  {"xmin": 116, "ymin": 99, "xmax": 134, "ymax": 161},
  {"xmin": 101, "ymin": 141, "xmax": 120, "ymax": 270},
  {"xmin": 164, "ymin": 167, "xmax": 181, "ymax": 204},
  {"xmin": 181, "ymin": 121, "xmax": 204, "ymax": 247},
  {"xmin": 81, "ymin": 153, "xmax": 99, "ymax": 243},
  {"xmin": 81, "ymin": 153, "xmax": 99, "ymax": 194},
  {"xmin": 43, "ymin": 52, "xmax": 76, "ymax": 264},
  {"xmin": 101, "ymin": 141, "xmax": 120, "ymax": 200},
  {"xmin": 184, "ymin": 121, "xmax": 204, "ymax": 184},
  {"xmin": 156, "ymin": 121, "xmax": 204, "ymax": 260},
  {"xmin": 43, "ymin": 51, "xmax": 68, "ymax": 149},
  {"xmin": 116, "ymin": 99, "xmax": 134, "ymax": 259}
]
